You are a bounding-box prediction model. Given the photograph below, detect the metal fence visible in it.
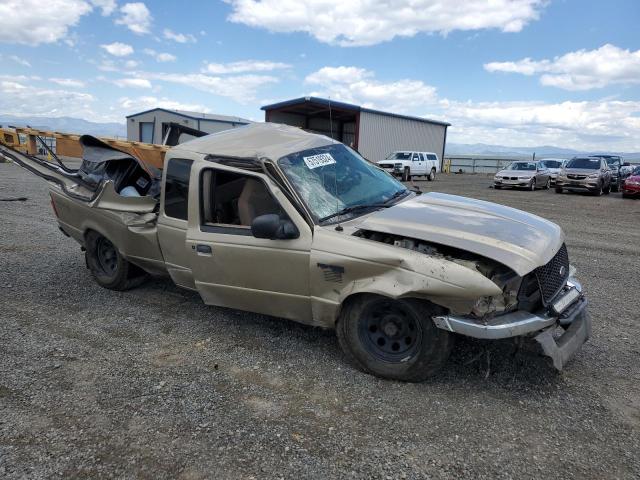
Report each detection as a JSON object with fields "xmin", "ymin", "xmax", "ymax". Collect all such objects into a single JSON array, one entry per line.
[{"xmin": 444, "ymin": 155, "xmax": 531, "ymax": 174}]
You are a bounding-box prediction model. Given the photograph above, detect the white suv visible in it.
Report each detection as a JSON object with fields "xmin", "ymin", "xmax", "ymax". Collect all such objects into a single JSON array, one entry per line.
[{"xmin": 377, "ymin": 151, "xmax": 440, "ymax": 181}]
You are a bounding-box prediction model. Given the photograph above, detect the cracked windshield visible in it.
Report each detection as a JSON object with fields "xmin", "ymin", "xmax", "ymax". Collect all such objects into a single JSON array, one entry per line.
[{"xmin": 278, "ymin": 144, "xmax": 407, "ymax": 222}]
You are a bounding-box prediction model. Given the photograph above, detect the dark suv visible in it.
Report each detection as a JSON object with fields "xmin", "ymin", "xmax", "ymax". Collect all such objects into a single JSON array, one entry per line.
[{"xmin": 590, "ymin": 155, "xmax": 623, "ymax": 192}]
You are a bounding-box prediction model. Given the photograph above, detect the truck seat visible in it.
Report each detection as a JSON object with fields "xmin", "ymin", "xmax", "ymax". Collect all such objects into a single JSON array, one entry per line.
[{"xmin": 237, "ymin": 179, "xmax": 279, "ymax": 225}]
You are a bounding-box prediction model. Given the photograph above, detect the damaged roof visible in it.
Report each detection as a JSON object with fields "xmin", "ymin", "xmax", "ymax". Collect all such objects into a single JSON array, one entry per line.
[{"xmin": 170, "ymin": 122, "xmax": 337, "ymax": 160}]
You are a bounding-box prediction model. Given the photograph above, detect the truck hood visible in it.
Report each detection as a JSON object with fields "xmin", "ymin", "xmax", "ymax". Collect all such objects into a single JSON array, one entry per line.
[{"xmin": 355, "ymin": 192, "xmax": 564, "ymax": 276}]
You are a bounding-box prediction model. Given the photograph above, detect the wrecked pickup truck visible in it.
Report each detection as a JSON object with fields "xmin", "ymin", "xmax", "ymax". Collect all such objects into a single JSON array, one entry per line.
[{"xmin": 0, "ymin": 123, "xmax": 590, "ymax": 381}]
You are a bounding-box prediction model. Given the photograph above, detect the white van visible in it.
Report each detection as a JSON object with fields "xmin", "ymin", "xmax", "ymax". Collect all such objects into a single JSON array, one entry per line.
[{"xmin": 377, "ymin": 151, "xmax": 440, "ymax": 181}]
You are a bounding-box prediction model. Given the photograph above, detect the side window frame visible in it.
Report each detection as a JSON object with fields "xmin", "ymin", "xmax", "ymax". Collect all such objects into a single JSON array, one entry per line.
[
  {"xmin": 198, "ymin": 167, "xmax": 287, "ymax": 237},
  {"xmin": 163, "ymin": 158, "xmax": 193, "ymax": 221},
  {"xmin": 412, "ymin": 152, "xmax": 420, "ymax": 162},
  {"xmin": 418, "ymin": 153, "xmax": 425, "ymax": 162}
]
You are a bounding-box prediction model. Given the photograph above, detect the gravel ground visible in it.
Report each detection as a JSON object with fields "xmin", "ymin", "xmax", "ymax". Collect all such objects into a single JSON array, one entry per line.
[{"xmin": 1, "ymin": 162, "xmax": 639, "ymax": 479}]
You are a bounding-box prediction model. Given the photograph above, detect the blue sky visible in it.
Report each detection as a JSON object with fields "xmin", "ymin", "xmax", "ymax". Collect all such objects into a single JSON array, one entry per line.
[{"xmin": 1, "ymin": 0, "xmax": 639, "ymax": 150}]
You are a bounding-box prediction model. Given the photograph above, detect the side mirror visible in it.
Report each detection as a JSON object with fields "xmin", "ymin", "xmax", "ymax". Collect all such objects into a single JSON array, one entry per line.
[{"xmin": 251, "ymin": 214, "xmax": 299, "ymax": 240}]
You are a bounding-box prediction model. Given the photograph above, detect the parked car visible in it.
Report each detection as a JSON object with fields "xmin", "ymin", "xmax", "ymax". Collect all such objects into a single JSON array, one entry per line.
[
  {"xmin": 621, "ymin": 165, "xmax": 640, "ymax": 198},
  {"xmin": 590, "ymin": 155, "xmax": 623, "ymax": 192},
  {"xmin": 538, "ymin": 158, "xmax": 567, "ymax": 185},
  {"xmin": 1, "ymin": 123, "xmax": 590, "ymax": 381},
  {"xmin": 620, "ymin": 162, "xmax": 639, "ymax": 181},
  {"xmin": 555, "ymin": 157, "xmax": 612, "ymax": 196},
  {"xmin": 493, "ymin": 161, "xmax": 551, "ymax": 190},
  {"xmin": 377, "ymin": 151, "xmax": 440, "ymax": 181}
]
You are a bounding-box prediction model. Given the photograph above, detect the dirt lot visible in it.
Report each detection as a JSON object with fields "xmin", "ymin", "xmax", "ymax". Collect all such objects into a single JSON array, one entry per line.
[{"xmin": 1, "ymin": 162, "xmax": 639, "ymax": 479}]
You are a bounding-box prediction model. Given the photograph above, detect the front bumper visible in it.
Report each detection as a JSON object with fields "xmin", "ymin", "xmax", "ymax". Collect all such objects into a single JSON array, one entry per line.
[
  {"xmin": 555, "ymin": 178, "xmax": 600, "ymax": 190},
  {"xmin": 433, "ymin": 278, "xmax": 590, "ymax": 370},
  {"xmin": 494, "ymin": 179, "xmax": 531, "ymax": 188},
  {"xmin": 622, "ymin": 182, "xmax": 640, "ymax": 195}
]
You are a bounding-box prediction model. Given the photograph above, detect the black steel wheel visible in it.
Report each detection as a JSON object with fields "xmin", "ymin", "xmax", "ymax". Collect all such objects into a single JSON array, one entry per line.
[
  {"xmin": 96, "ymin": 236, "xmax": 118, "ymax": 276},
  {"xmin": 336, "ymin": 295, "xmax": 453, "ymax": 382},
  {"xmin": 357, "ymin": 299, "xmax": 422, "ymax": 362},
  {"xmin": 85, "ymin": 231, "xmax": 147, "ymax": 291}
]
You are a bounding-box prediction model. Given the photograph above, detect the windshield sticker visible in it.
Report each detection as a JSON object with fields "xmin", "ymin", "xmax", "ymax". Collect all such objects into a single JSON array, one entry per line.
[{"xmin": 303, "ymin": 153, "xmax": 336, "ymax": 169}]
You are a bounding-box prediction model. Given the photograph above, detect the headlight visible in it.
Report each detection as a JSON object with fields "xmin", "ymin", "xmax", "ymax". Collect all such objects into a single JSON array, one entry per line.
[
  {"xmin": 518, "ymin": 176, "xmax": 530, "ymax": 180},
  {"xmin": 588, "ymin": 173, "xmax": 600, "ymax": 178}
]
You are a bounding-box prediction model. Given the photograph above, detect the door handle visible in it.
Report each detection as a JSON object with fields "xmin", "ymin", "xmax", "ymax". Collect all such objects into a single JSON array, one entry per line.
[{"xmin": 196, "ymin": 244, "xmax": 212, "ymax": 255}]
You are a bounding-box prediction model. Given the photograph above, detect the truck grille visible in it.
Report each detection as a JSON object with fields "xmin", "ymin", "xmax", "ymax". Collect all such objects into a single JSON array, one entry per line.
[{"xmin": 534, "ymin": 243, "xmax": 570, "ymax": 305}]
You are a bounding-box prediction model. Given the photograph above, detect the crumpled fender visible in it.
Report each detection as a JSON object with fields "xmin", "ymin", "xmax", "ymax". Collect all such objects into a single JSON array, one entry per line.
[{"xmin": 310, "ymin": 227, "xmax": 503, "ymax": 327}]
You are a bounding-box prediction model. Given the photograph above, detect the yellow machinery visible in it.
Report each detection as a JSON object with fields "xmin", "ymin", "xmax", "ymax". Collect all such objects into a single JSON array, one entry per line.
[{"xmin": 0, "ymin": 127, "xmax": 168, "ymax": 169}]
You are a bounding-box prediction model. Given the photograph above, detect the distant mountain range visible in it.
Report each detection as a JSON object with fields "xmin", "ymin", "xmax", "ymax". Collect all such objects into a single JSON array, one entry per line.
[
  {"xmin": 0, "ymin": 115, "xmax": 126, "ymax": 138},
  {"xmin": 447, "ymin": 142, "xmax": 640, "ymax": 160}
]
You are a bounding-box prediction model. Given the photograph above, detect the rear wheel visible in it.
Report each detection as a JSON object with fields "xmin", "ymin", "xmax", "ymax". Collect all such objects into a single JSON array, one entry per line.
[
  {"xmin": 85, "ymin": 231, "xmax": 147, "ymax": 291},
  {"xmin": 427, "ymin": 168, "xmax": 436, "ymax": 181},
  {"xmin": 336, "ymin": 295, "xmax": 453, "ymax": 382},
  {"xmin": 402, "ymin": 167, "xmax": 410, "ymax": 182}
]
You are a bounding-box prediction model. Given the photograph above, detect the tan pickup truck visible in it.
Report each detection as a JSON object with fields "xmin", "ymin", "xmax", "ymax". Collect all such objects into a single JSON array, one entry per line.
[{"xmin": 0, "ymin": 123, "xmax": 590, "ymax": 381}]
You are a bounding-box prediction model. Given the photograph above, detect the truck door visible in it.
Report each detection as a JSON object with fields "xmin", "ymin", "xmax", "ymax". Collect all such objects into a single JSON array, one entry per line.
[
  {"xmin": 157, "ymin": 157, "xmax": 197, "ymax": 289},
  {"xmin": 413, "ymin": 152, "xmax": 426, "ymax": 175},
  {"xmin": 185, "ymin": 164, "xmax": 313, "ymax": 323}
]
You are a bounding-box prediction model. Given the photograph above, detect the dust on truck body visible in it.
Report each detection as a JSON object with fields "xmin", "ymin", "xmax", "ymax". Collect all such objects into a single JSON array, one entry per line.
[{"xmin": 0, "ymin": 123, "xmax": 591, "ymax": 381}]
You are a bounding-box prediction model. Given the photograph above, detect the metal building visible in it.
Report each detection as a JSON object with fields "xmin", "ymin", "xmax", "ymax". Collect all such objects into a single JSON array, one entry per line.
[
  {"xmin": 261, "ymin": 97, "xmax": 450, "ymax": 165},
  {"xmin": 126, "ymin": 108, "xmax": 252, "ymax": 144}
]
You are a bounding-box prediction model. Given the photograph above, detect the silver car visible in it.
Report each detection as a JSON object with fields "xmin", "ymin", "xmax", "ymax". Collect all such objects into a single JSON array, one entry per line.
[
  {"xmin": 539, "ymin": 158, "xmax": 567, "ymax": 186},
  {"xmin": 494, "ymin": 161, "xmax": 551, "ymax": 190}
]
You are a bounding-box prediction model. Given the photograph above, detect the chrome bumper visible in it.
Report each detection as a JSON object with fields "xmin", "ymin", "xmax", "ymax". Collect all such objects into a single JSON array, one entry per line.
[{"xmin": 432, "ymin": 277, "xmax": 590, "ymax": 370}]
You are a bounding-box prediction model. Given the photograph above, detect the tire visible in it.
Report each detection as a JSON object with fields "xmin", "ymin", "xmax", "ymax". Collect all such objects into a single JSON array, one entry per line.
[
  {"xmin": 427, "ymin": 168, "xmax": 436, "ymax": 181},
  {"xmin": 336, "ymin": 295, "xmax": 454, "ymax": 382},
  {"xmin": 612, "ymin": 183, "xmax": 619, "ymax": 193},
  {"xmin": 555, "ymin": 187, "xmax": 563, "ymax": 194},
  {"xmin": 593, "ymin": 182, "xmax": 603, "ymax": 196},
  {"xmin": 544, "ymin": 178, "xmax": 550, "ymax": 189},
  {"xmin": 529, "ymin": 178, "xmax": 536, "ymax": 191},
  {"xmin": 494, "ymin": 185, "xmax": 502, "ymax": 189},
  {"xmin": 402, "ymin": 167, "xmax": 410, "ymax": 182},
  {"xmin": 603, "ymin": 183, "xmax": 611, "ymax": 194},
  {"xmin": 85, "ymin": 231, "xmax": 147, "ymax": 291}
]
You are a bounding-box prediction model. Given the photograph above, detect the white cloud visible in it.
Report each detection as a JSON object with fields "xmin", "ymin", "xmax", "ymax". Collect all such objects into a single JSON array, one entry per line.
[
  {"xmin": 143, "ymin": 48, "xmax": 177, "ymax": 62},
  {"xmin": 101, "ymin": 42, "xmax": 134, "ymax": 56},
  {"xmin": 49, "ymin": 78, "xmax": 86, "ymax": 88},
  {"xmin": 484, "ymin": 44, "xmax": 640, "ymax": 90},
  {"xmin": 0, "ymin": 80, "xmax": 95, "ymax": 118},
  {"xmin": 146, "ymin": 72, "xmax": 278, "ymax": 103},
  {"xmin": 163, "ymin": 28, "xmax": 196, "ymax": 43},
  {"xmin": 90, "ymin": 0, "xmax": 116, "ymax": 15},
  {"xmin": 0, "ymin": 0, "xmax": 91, "ymax": 45},
  {"xmin": 226, "ymin": 0, "xmax": 545, "ymax": 46},
  {"xmin": 441, "ymin": 99, "xmax": 640, "ymax": 151},
  {"xmin": 304, "ymin": 66, "xmax": 437, "ymax": 112},
  {"xmin": 118, "ymin": 96, "xmax": 212, "ymax": 114},
  {"xmin": 116, "ymin": 2, "xmax": 152, "ymax": 34},
  {"xmin": 9, "ymin": 55, "xmax": 31, "ymax": 68},
  {"xmin": 203, "ymin": 60, "xmax": 290, "ymax": 74},
  {"xmin": 113, "ymin": 78, "xmax": 152, "ymax": 88},
  {"xmin": 124, "ymin": 60, "xmax": 139, "ymax": 69}
]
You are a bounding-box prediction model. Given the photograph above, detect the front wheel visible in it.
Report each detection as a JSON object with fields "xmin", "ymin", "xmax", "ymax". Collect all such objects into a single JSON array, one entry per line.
[
  {"xmin": 85, "ymin": 231, "xmax": 147, "ymax": 291},
  {"xmin": 402, "ymin": 167, "xmax": 411, "ymax": 182},
  {"xmin": 336, "ymin": 295, "xmax": 453, "ymax": 382},
  {"xmin": 555, "ymin": 187, "xmax": 563, "ymax": 194},
  {"xmin": 544, "ymin": 178, "xmax": 550, "ymax": 189},
  {"xmin": 529, "ymin": 178, "xmax": 537, "ymax": 191},
  {"xmin": 427, "ymin": 168, "xmax": 436, "ymax": 181}
]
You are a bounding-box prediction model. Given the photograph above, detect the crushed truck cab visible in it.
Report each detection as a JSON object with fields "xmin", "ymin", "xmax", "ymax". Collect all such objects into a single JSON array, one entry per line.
[{"xmin": 0, "ymin": 123, "xmax": 590, "ymax": 381}]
